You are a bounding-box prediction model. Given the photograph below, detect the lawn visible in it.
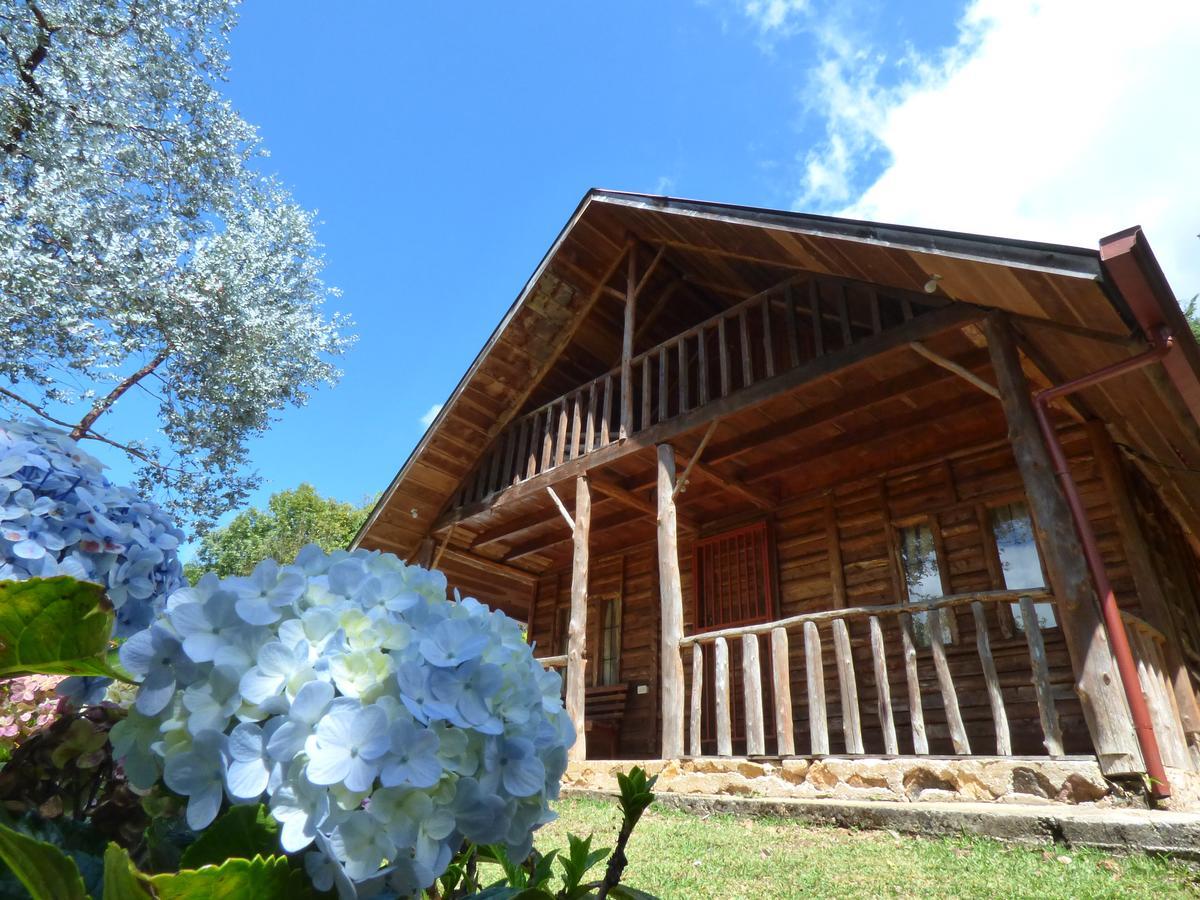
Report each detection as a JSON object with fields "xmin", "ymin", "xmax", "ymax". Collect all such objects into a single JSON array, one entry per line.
[{"xmin": 535, "ymin": 796, "xmax": 1200, "ymax": 899}]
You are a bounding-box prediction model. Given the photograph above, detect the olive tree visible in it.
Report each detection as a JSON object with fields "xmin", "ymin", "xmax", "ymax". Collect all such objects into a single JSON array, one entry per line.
[{"xmin": 0, "ymin": 0, "xmax": 352, "ymax": 531}]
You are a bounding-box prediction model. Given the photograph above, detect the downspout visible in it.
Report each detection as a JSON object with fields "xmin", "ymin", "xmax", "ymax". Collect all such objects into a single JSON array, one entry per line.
[{"xmin": 1031, "ymin": 325, "xmax": 1174, "ymax": 800}]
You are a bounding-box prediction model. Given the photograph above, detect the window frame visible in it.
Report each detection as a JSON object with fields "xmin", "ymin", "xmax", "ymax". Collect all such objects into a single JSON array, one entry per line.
[
  {"xmin": 596, "ymin": 593, "xmax": 622, "ymax": 686},
  {"xmin": 890, "ymin": 513, "xmax": 957, "ymax": 646},
  {"xmin": 980, "ymin": 497, "xmax": 1057, "ymax": 635}
]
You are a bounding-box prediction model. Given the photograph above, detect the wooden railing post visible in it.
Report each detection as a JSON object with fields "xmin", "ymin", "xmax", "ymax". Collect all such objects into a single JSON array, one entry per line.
[
  {"xmin": 657, "ymin": 443, "xmax": 686, "ymax": 758},
  {"xmin": 869, "ymin": 616, "xmax": 898, "ymax": 755},
  {"xmin": 742, "ymin": 634, "xmax": 766, "ymax": 755},
  {"xmin": 714, "ymin": 636, "xmax": 732, "ymax": 756},
  {"xmin": 804, "ymin": 621, "xmax": 829, "ymax": 754},
  {"xmin": 1021, "ymin": 596, "xmax": 1064, "ymax": 755},
  {"xmin": 929, "ymin": 607, "xmax": 970, "ymax": 754},
  {"xmin": 772, "ymin": 627, "xmax": 795, "ymax": 755},
  {"xmin": 985, "ymin": 312, "xmax": 1143, "ymax": 775},
  {"xmin": 690, "ymin": 643, "xmax": 704, "ymax": 757},
  {"xmin": 972, "ymin": 601, "xmax": 1011, "ymax": 755},
  {"xmin": 565, "ymin": 474, "xmax": 590, "ymax": 762},
  {"xmin": 898, "ymin": 613, "xmax": 929, "ymax": 754},
  {"xmin": 832, "ymin": 619, "xmax": 863, "ymax": 753}
]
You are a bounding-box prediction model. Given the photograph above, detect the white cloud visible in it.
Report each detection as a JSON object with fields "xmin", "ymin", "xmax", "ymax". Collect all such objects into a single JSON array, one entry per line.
[
  {"xmin": 794, "ymin": 0, "xmax": 1200, "ymax": 299},
  {"xmin": 654, "ymin": 175, "xmax": 677, "ymax": 195},
  {"xmin": 743, "ymin": 0, "xmax": 809, "ymax": 34},
  {"xmin": 419, "ymin": 403, "xmax": 442, "ymax": 430}
]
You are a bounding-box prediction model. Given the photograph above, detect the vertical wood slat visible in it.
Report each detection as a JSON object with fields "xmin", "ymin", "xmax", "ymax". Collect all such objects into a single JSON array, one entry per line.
[
  {"xmin": 832, "ymin": 619, "xmax": 863, "ymax": 753},
  {"xmin": 972, "ymin": 601, "xmax": 1012, "ymax": 755},
  {"xmin": 524, "ymin": 412, "xmax": 539, "ymax": 479},
  {"xmin": 772, "ymin": 627, "xmax": 795, "ymax": 755},
  {"xmin": 742, "ymin": 634, "xmax": 765, "ymax": 755},
  {"xmin": 739, "ymin": 308, "xmax": 753, "ymax": 387},
  {"xmin": 585, "ymin": 381, "xmax": 597, "ymax": 453},
  {"xmin": 472, "ymin": 455, "xmax": 489, "ymax": 503},
  {"xmin": 1131, "ymin": 627, "xmax": 1189, "ymax": 769},
  {"xmin": 641, "ymin": 356, "xmax": 652, "ymax": 431},
  {"xmin": 1021, "ymin": 596, "xmax": 1064, "ymax": 755},
  {"xmin": 717, "ymin": 317, "xmax": 731, "ymax": 397},
  {"xmin": 569, "ymin": 392, "xmax": 583, "ymax": 460},
  {"xmin": 714, "ymin": 636, "xmax": 732, "ymax": 756},
  {"xmin": 869, "ymin": 616, "xmax": 898, "ymax": 755},
  {"xmin": 658, "ymin": 345, "xmax": 669, "ymax": 422},
  {"xmin": 487, "ymin": 437, "xmax": 504, "ymax": 496},
  {"xmin": 837, "ymin": 284, "xmax": 853, "ymax": 348},
  {"xmin": 554, "ymin": 399, "xmax": 569, "ymax": 466},
  {"xmin": 502, "ymin": 424, "xmax": 518, "ymax": 490},
  {"xmin": 761, "ymin": 296, "xmax": 775, "ymax": 378},
  {"xmin": 929, "ymin": 608, "xmax": 971, "ymax": 754},
  {"xmin": 677, "ymin": 337, "xmax": 689, "ymax": 412},
  {"xmin": 600, "ymin": 375, "xmax": 612, "ymax": 446},
  {"xmin": 690, "ymin": 643, "xmax": 704, "ymax": 757},
  {"xmin": 540, "ymin": 406, "xmax": 554, "ymax": 472},
  {"xmin": 898, "ymin": 613, "xmax": 929, "ymax": 754},
  {"xmin": 804, "ymin": 621, "xmax": 829, "ymax": 754},
  {"xmin": 697, "ymin": 326, "xmax": 709, "ymax": 405},
  {"xmin": 785, "ymin": 285, "xmax": 801, "ymax": 368},
  {"xmin": 809, "ymin": 279, "xmax": 824, "ymax": 357}
]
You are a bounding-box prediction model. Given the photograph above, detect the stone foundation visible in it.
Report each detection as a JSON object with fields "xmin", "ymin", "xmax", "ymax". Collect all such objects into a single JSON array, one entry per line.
[{"xmin": 563, "ymin": 757, "xmax": 1200, "ymax": 809}]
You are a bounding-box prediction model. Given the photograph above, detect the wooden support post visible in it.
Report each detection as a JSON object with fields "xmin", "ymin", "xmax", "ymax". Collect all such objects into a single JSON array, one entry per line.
[
  {"xmin": 826, "ymin": 494, "xmax": 847, "ymax": 609},
  {"xmin": 565, "ymin": 474, "xmax": 591, "ymax": 762},
  {"xmin": 831, "ymin": 619, "xmax": 863, "ymax": 753},
  {"xmin": 620, "ymin": 247, "xmax": 637, "ymax": 439},
  {"xmin": 657, "ymin": 444, "xmax": 686, "ymax": 759},
  {"xmin": 972, "ymin": 601, "xmax": 1012, "ymax": 755},
  {"xmin": 1021, "ymin": 596, "xmax": 1065, "ymax": 755},
  {"xmin": 690, "ymin": 643, "xmax": 704, "ymax": 757},
  {"xmin": 929, "ymin": 608, "xmax": 971, "ymax": 754},
  {"xmin": 869, "ymin": 616, "xmax": 899, "ymax": 755},
  {"xmin": 714, "ymin": 637, "xmax": 733, "ymax": 756},
  {"xmin": 1088, "ymin": 420, "xmax": 1200, "ymax": 747},
  {"xmin": 742, "ymin": 634, "xmax": 766, "ymax": 755},
  {"xmin": 772, "ymin": 627, "xmax": 795, "ymax": 755},
  {"xmin": 546, "ymin": 486, "xmax": 575, "ymax": 532},
  {"xmin": 984, "ymin": 311, "xmax": 1143, "ymax": 775},
  {"xmin": 898, "ymin": 613, "xmax": 929, "ymax": 754},
  {"xmin": 804, "ymin": 621, "xmax": 829, "ymax": 754}
]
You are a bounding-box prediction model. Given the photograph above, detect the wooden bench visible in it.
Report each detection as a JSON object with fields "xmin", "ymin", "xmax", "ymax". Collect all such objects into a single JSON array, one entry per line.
[{"xmin": 584, "ymin": 683, "xmax": 630, "ymax": 758}]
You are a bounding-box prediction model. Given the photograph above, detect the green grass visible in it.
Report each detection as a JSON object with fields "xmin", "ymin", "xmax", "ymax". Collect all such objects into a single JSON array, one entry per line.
[{"xmin": 535, "ymin": 796, "xmax": 1200, "ymax": 899}]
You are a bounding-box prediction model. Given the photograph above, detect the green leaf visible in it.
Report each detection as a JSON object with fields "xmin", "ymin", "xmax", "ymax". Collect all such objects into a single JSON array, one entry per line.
[
  {"xmin": 102, "ymin": 844, "xmax": 152, "ymax": 900},
  {"xmin": 0, "ymin": 820, "xmax": 89, "ymax": 900},
  {"xmin": 149, "ymin": 855, "xmax": 310, "ymax": 899},
  {"xmin": 606, "ymin": 886, "xmax": 661, "ymax": 900},
  {"xmin": 0, "ymin": 577, "xmax": 127, "ymax": 680},
  {"xmin": 179, "ymin": 804, "xmax": 281, "ymax": 869}
]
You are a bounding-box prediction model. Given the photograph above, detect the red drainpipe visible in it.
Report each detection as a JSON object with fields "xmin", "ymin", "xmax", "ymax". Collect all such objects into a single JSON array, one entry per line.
[{"xmin": 1031, "ymin": 325, "xmax": 1174, "ymax": 800}]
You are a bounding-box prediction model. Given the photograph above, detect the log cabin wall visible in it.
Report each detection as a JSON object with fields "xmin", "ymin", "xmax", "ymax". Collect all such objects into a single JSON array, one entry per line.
[{"xmin": 525, "ymin": 421, "xmax": 1200, "ymax": 760}]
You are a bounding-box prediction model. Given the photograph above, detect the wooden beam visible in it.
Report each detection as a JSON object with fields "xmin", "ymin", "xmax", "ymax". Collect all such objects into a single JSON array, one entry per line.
[
  {"xmin": 909, "ymin": 341, "xmax": 1000, "ymax": 399},
  {"xmin": 591, "ymin": 472, "xmax": 697, "ymax": 533},
  {"xmin": 657, "ymin": 443, "xmax": 686, "ymax": 759},
  {"xmin": 683, "ymin": 457, "xmax": 774, "ymax": 509},
  {"xmin": 503, "ymin": 507, "xmax": 640, "ymax": 562},
  {"xmin": 435, "ymin": 302, "xmax": 983, "ymax": 531},
  {"xmin": 826, "ymin": 494, "xmax": 847, "ymax": 609},
  {"xmin": 984, "ymin": 311, "xmax": 1143, "ymax": 775},
  {"xmin": 673, "ymin": 420, "xmax": 719, "ymax": 500},
  {"xmin": 436, "ymin": 546, "xmax": 536, "ymax": 584},
  {"xmin": 432, "ymin": 523, "xmax": 457, "ymax": 569},
  {"xmin": 546, "ymin": 485, "xmax": 575, "ymax": 532},
  {"xmin": 565, "ymin": 475, "xmax": 590, "ymax": 762}
]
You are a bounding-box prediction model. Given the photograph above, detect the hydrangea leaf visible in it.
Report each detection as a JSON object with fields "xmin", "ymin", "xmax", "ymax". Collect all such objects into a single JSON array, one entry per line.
[
  {"xmin": 178, "ymin": 804, "xmax": 281, "ymax": 870},
  {"xmin": 0, "ymin": 820, "xmax": 89, "ymax": 900},
  {"xmin": 102, "ymin": 843, "xmax": 152, "ymax": 900},
  {"xmin": 0, "ymin": 577, "xmax": 127, "ymax": 680},
  {"xmin": 149, "ymin": 855, "xmax": 314, "ymax": 900}
]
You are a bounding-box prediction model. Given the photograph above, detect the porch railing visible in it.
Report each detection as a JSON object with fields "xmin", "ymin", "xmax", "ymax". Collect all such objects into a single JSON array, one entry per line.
[
  {"xmin": 451, "ymin": 274, "xmax": 940, "ymax": 510},
  {"xmin": 1121, "ymin": 612, "xmax": 1199, "ymax": 770},
  {"xmin": 678, "ymin": 589, "xmax": 1065, "ymax": 758}
]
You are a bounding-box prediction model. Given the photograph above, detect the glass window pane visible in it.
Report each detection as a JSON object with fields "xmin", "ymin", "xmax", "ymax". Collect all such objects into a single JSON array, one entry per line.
[
  {"xmin": 989, "ymin": 501, "xmax": 1057, "ymax": 631},
  {"xmin": 898, "ymin": 522, "xmax": 950, "ymax": 646},
  {"xmin": 600, "ymin": 598, "xmax": 621, "ymax": 685}
]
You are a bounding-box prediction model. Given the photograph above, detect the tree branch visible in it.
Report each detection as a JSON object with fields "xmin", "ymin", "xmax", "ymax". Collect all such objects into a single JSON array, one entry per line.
[{"xmin": 69, "ymin": 346, "xmax": 169, "ymax": 440}]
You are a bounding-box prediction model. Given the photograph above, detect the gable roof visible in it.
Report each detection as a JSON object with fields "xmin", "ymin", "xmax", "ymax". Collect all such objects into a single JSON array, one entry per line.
[{"xmin": 353, "ymin": 189, "xmax": 1200, "ymax": 611}]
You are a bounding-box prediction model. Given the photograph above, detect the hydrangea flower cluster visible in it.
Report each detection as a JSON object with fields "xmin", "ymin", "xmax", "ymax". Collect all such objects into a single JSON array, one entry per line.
[
  {"xmin": 111, "ymin": 545, "xmax": 574, "ymax": 898},
  {"xmin": 0, "ymin": 420, "xmax": 185, "ymax": 639},
  {"xmin": 0, "ymin": 676, "xmax": 63, "ymax": 749}
]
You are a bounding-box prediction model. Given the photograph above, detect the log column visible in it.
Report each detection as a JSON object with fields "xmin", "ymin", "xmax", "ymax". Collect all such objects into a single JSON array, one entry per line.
[
  {"xmin": 984, "ymin": 312, "xmax": 1143, "ymax": 775},
  {"xmin": 565, "ymin": 475, "xmax": 591, "ymax": 762},
  {"xmin": 657, "ymin": 443, "xmax": 686, "ymax": 758}
]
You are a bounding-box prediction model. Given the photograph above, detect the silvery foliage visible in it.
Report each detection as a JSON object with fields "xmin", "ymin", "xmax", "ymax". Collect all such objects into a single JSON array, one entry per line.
[
  {"xmin": 112, "ymin": 545, "xmax": 574, "ymax": 899},
  {"xmin": 0, "ymin": 1, "xmax": 352, "ymax": 532},
  {"xmin": 0, "ymin": 419, "xmax": 184, "ymax": 649}
]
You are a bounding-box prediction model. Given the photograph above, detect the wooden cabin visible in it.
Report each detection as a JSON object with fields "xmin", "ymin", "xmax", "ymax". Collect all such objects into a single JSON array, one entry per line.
[{"xmin": 354, "ymin": 190, "xmax": 1200, "ymax": 796}]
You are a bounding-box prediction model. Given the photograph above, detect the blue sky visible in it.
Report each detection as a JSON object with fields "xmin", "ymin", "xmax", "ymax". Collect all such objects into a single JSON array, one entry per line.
[{"xmin": 96, "ymin": 1, "xmax": 1200, "ymax": 545}]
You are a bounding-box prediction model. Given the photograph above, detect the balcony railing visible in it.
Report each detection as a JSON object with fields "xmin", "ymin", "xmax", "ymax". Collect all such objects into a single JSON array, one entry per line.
[{"xmin": 451, "ymin": 273, "xmax": 941, "ymax": 511}]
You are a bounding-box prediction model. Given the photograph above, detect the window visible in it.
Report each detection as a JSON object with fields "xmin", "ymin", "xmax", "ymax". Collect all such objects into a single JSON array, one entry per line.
[
  {"xmin": 989, "ymin": 501, "xmax": 1056, "ymax": 631},
  {"xmin": 598, "ymin": 597, "xmax": 622, "ymax": 685},
  {"xmin": 694, "ymin": 521, "xmax": 774, "ymax": 630},
  {"xmin": 897, "ymin": 521, "xmax": 952, "ymax": 646}
]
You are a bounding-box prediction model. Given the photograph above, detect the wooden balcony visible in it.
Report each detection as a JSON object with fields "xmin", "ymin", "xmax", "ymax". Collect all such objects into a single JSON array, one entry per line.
[{"xmin": 447, "ymin": 272, "xmax": 953, "ymax": 517}]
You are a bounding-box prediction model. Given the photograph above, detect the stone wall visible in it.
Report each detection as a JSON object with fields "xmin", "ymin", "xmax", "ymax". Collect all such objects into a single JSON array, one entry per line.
[{"xmin": 563, "ymin": 757, "xmax": 1173, "ymax": 808}]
